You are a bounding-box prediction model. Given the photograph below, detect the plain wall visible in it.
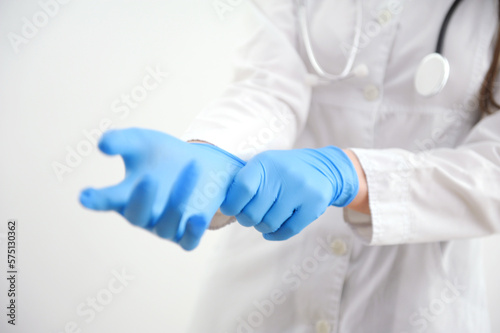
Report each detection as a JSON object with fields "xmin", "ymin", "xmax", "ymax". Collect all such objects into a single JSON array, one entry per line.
[{"xmin": 0, "ymin": 1, "xmax": 498, "ymax": 332}]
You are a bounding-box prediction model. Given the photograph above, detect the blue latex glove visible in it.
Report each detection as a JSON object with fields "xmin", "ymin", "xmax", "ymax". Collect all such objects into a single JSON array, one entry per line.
[
  {"xmin": 220, "ymin": 146, "xmax": 359, "ymax": 241},
  {"xmin": 79, "ymin": 128, "xmax": 245, "ymax": 250}
]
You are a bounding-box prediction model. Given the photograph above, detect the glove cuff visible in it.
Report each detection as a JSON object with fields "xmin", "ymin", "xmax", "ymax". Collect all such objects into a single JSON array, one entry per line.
[
  {"xmin": 190, "ymin": 142, "xmax": 246, "ymax": 167},
  {"xmin": 315, "ymin": 146, "xmax": 360, "ymax": 207}
]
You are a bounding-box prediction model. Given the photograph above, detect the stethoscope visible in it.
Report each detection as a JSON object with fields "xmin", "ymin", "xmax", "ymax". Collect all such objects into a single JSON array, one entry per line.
[{"xmin": 299, "ymin": 0, "xmax": 464, "ymax": 97}]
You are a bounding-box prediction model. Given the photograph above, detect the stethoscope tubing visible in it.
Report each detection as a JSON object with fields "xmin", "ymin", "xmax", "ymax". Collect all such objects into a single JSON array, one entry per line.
[{"xmin": 300, "ymin": 0, "xmax": 465, "ymax": 94}]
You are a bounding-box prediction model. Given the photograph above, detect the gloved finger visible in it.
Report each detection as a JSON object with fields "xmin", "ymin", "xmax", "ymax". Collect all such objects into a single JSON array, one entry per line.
[
  {"xmin": 178, "ymin": 215, "xmax": 208, "ymax": 251},
  {"xmin": 153, "ymin": 161, "xmax": 200, "ymax": 241},
  {"xmin": 221, "ymin": 161, "xmax": 263, "ymax": 217},
  {"xmin": 263, "ymin": 208, "xmax": 313, "ymax": 241},
  {"xmin": 122, "ymin": 174, "xmax": 158, "ymax": 228},
  {"xmin": 255, "ymin": 192, "xmax": 294, "ymax": 234},
  {"xmin": 235, "ymin": 210, "xmax": 259, "ymax": 228},
  {"xmin": 235, "ymin": 187, "xmax": 276, "ymax": 227},
  {"xmin": 253, "ymin": 199, "xmax": 279, "ymax": 233},
  {"xmin": 98, "ymin": 129, "xmax": 143, "ymax": 157},
  {"xmin": 79, "ymin": 178, "xmax": 135, "ymax": 212}
]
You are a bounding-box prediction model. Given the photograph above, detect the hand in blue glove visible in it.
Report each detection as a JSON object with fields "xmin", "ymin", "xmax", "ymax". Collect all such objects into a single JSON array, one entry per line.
[
  {"xmin": 220, "ymin": 146, "xmax": 359, "ymax": 241},
  {"xmin": 79, "ymin": 128, "xmax": 245, "ymax": 250}
]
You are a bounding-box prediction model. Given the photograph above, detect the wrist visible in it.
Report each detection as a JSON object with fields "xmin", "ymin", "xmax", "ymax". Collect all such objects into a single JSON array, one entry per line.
[
  {"xmin": 315, "ymin": 146, "xmax": 359, "ymax": 207},
  {"xmin": 188, "ymin": 139, "xmax": 213, "ymax": 144},
  {"xmin": 343, "ymin": 149, "xmax": 370, "ymax": 214},
  {"xmin": 191, "ymin": 142, "xmax": 246, "ymax": 167}
]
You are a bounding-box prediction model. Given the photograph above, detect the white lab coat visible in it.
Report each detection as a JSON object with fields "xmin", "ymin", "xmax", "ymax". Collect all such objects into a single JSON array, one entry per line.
[{"xmin": 183, "ymin": 0, "xmax": 500, "ymax": 332}]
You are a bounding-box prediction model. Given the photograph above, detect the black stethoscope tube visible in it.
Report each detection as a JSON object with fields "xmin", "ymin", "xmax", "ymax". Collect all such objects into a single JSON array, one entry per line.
[{"xmin": 436, "ymin": 0, "xmax": 464, "ymax": 54}]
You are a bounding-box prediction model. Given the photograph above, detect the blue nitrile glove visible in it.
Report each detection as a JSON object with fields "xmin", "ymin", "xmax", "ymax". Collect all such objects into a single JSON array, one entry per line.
[
  {"xmin": 220, "ymin": 146, "xmax": 359, "ymax": 241},
  {"xmin": 79, "ymin": 128, "xmax": 245, "ymax": 250}
]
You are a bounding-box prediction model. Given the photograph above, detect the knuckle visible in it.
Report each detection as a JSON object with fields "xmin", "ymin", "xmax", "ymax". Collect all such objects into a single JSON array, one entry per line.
[
  {"xmin": 310, "ymin": 189, "xmax": 330, "ymax": 205},
  {"xmin": 260, "ymin": 217, "xmax": 281, "ymax": 233},
  {"xmin": 220, "ymin": 201, "xmax": 237, "ymax": 216},
  {"xmin": 278, "ymin": 225, "xmax": 296, "ymax": 239},
  {"xmin": 257, "ymin": 150, "xmax": 275, "ymax": 161},
  {"xmin": 236, "ymin": 211, "xmax": 258, "ymax": 227},
  {"xmin": 238, "ymin": 181, "xmax": 255, "ymax": 198},
  {"xmin": 153, "ymin": 223, "xmax": 171, "ymax": 240},
  {"xmin": 255, "ymin": 221, "xmax": 273, "ymax": 233}
]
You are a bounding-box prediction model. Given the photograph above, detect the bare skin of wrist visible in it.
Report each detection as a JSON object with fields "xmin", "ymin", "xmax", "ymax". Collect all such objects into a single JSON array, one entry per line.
[
  {"xmin": 188, "ymin": 140, "xmax": 212, "ymax": 144},
  {"xmin": 343, "ymin": 149, "xmax": 371, "ymax": 215}
]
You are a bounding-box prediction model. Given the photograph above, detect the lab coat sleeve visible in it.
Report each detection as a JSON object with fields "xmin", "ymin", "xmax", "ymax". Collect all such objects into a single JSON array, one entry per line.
[
  {"xmin": 344, "ymin": 109, "xmax": 500, "ymax": 245},
  {"xmin": 182, "ymin": 0, "xmax": 311, "ymax": 161}
]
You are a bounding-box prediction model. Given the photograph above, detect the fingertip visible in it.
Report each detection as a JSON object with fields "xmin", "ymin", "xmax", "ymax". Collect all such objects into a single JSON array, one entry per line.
[
  {"xmin": 235, "ymin": 212, "xmax": 258, "ymax": 228},
  {"xmin": 220, "ymin": 185, "xmax": 250, "ymax": 217},
  {"xmin": 179, "ymin": 216, "xmax": 208, "ymax": 251},
  {"xmin": 189, "ymin": 216, "xmax": 208, "ymax": 237},
  {"xmin": 254, "ymin": 222, "xmax": 276, "ymax": 234},
  {"xmin": 181, "ymin": 244, "xmax": 197, "ymax": 252},
  {"xmin": 263, "ymin": 233, "xmax": 275, "ymax": 241},
  {"xmin": 98, "ymin": 131, "xmax": 120, "ymax": 156},
  {"xmin": 221, "ymin": 164, "xmax": 262, "ymax": 217},
  {"xmin": 262, "ymin": 231, "xmax": 290, "ymax": 241},
  {"xmin": 79, "ymin": 188, "xmax": 97, "ymax": 209},
  {"xmin": 98, "ymin": 129, "xmax": 138, "ymax": 156},
  {"xmin": 220, "ymin": 199, "xmax": 239, "ymax": 217},
  {"xmin": 78, "ymin": 187, "xmax": 122, "ymax": 211}
]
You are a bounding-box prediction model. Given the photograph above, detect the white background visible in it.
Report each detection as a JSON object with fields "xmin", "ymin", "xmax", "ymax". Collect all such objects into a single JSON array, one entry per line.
[{"xmin": 0, "ymin": 1, "xmax": 499, "ymax": 332}]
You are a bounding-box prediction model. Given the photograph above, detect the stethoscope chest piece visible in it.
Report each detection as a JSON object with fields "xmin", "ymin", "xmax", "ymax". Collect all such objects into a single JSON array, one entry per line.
[{"xmin": 414, "ymin": 53, "xmax": 450, "ymax": 97}]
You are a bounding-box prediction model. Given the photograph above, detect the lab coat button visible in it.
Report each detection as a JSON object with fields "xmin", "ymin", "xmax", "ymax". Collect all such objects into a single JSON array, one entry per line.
[
  {"xmin": 363, "ymin": 84, "xmax": 380, "ymax": 101},
  {"xmin": 377, "ymin": 9, "xmax": 392, "ymax": 25},
  {"xmin": 331, "ymin": 239, "xmax": 347, "ymax": 256},
  {"xmin": 316, "ymin": 320, "xmax": 331, "ymax": 333}
]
